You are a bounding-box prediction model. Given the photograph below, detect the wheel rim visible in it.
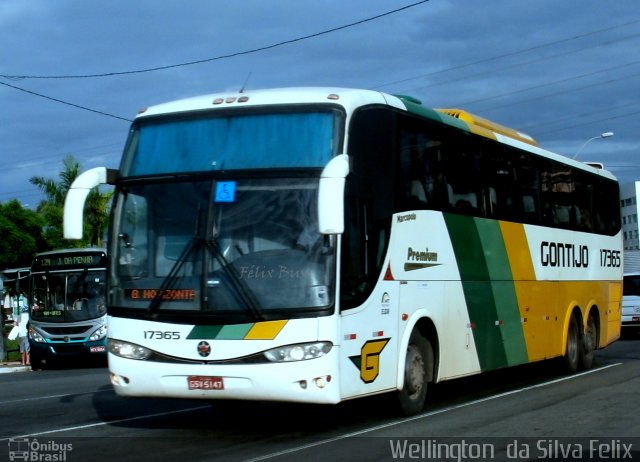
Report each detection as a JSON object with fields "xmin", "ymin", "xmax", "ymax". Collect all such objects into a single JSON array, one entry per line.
[
  {"xmin": 404, "ymin": 344, "xmax": 426, "ymax": 399},
  {"xmin": 584, "ymin": 317, "xmax": 597, "ymax": 353}
]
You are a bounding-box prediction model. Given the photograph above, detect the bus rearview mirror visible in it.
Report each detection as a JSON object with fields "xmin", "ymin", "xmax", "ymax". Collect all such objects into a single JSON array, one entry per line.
[
  {"xmin": 64, "ymin": 167, "xmax": 117, "ymax": 240},
  {"xmin": 318, "ymin": 154, "xmax": 349, "ymax": 234}
]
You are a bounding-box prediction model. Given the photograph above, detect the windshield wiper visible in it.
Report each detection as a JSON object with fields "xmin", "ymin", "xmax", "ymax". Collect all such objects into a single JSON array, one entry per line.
[
  {"xmin": 148, "ymin": 203, "xmax": 205, "ymax": 315},
  {"xmin": 148, "ymin": 235, "xmax": 203, "ymax": 315},
  {"xmin": 206, "ymin": 237, "xmax": 264, "ymax": 321},
  {"xmin": 147, "ymin": 202, "xmax": 264, "ymax": 321}
]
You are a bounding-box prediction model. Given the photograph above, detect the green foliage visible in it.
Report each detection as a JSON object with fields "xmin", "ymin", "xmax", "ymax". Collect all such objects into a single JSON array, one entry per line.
[
  {"xmin": 3, "ymin": 333, "xmax": 21, "ymax": 362},
  {"xmin": 0, "ymin": 154, "xmax": 112, "ymax": 270},
  {"xmin": 29, "ymin": 154, "xmax": 112, "ymax": 249},
  {"xmin": 0, "ymin": 200, "xmax": 46, "ymax": 268}
]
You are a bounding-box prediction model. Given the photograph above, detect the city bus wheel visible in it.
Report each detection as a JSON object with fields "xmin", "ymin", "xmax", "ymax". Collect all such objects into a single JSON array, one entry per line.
[
  {"xmin": 397, "ymin": 331, "xmax": 431, "ymax": 416},
  {"xmin": 580, "ymin": 313, "xmax": 598, "ymax": 370},
  {"xmin": 564, "ymin": 316, "xmax": 580, "ymax": 373},
  {"xmin": 30, "ymin": 355, "xmax": 44, "ymax": 371}
]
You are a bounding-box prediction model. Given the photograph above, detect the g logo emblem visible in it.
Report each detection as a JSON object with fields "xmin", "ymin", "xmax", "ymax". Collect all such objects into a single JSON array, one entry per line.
[{"xmin": 349, "ymin": 338, "xmax": 390, "ymax": 383}]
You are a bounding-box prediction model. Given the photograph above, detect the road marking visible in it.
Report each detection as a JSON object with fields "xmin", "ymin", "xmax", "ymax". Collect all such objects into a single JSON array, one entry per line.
[
  {"xmin": 0, "ymin": 390, "xmax": 110, "ymax": 405},
  {"xmin": 243, "ymin": 363, "xmax": 622, "ymax": 462},
  {"xmin": 0, "ymin": 405, "xmax": 211, "ymax": 441},
  {"xmin": 0, "ymin": 362, "xmax": 621, "ymax": 447}
]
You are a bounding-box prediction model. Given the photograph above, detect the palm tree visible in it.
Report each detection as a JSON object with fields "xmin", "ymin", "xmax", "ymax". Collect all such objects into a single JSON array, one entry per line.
[{"xmin": 30, "ymin": 155, "xmax": 112, "ymax": 248}]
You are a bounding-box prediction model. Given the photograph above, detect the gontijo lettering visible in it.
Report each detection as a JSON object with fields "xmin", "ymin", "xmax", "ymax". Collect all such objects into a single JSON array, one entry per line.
[{"xmin": 540, "ymin": 241, "xmax": 588, "ymax": 268}]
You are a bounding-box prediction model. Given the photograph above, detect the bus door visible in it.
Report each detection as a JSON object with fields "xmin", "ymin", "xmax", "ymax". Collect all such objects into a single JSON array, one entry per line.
[
  {"xmin": 338, "ymin": 196, "xmax": 399, "ymax": 399},
  {"xmin": 339, "ymin": 281, "xmax": 400, "ymax": 399}
]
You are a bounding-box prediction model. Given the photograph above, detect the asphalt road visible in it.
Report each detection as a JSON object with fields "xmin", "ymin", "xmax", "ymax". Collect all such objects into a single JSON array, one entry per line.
[{"xmin": 1, "ymin": 336, "xmax": 639, "ymax": 462}]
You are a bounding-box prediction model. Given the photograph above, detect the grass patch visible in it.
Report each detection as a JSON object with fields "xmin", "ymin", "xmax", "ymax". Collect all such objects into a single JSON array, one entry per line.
[{"xmin": 2, "ymin": 325, "xmax": 22, "ymax": 362}]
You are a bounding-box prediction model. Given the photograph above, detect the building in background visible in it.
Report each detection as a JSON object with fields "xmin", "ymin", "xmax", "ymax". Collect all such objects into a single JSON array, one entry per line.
[{"xmin": 621, "ymin": 181, "xmax": 640, "ymax": 253}]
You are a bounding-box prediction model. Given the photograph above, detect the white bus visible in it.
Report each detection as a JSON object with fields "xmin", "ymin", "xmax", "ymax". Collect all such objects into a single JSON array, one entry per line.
[{"xmin": 64, "ymin": 87, "xmax": 622, "ymax": 415}]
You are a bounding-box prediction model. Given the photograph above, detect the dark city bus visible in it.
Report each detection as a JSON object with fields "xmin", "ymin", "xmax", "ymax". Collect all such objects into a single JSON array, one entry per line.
[{"xmin": 28, "ymin": 248, "xmax": 108, "ymax": 369}]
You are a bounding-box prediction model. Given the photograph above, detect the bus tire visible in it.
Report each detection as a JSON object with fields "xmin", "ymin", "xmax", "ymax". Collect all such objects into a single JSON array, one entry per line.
[
  {"xmin": 564, "ymin": 315, "xmax": 580, "ymax": 373},
  {"xmin": 397, "ymin": 331, "xmax": 431, "ymax": 416},
  {"xmin": 580, "ymin": 313, "xmax": 598, "ymax": 370},
  {"xmin": 30, "ymin": 354, "xmax": 44, "ymax": 371}
]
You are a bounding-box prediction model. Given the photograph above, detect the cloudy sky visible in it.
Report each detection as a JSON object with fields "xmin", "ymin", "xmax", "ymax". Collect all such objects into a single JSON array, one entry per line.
[{"xmin": 2, "ymin": 0, "xmax": 639, "ymax": 207}]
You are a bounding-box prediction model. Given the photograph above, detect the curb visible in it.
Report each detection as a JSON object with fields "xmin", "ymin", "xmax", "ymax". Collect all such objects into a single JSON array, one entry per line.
[{"xmin": 0, "ymin": 364, "xmax": 31, "ymax": 374}]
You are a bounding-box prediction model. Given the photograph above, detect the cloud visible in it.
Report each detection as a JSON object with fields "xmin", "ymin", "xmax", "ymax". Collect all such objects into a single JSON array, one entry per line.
[{"xmin": 2, "ymin": 0, "xmax": 640, "ymax": 206}]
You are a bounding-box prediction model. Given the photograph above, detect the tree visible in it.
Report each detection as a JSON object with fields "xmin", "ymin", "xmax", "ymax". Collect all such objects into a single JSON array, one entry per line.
[
  {"xmin": 0, "ymin": 200, "xmax": 46, "ymax": 269},
  {"xmin": 29, "ymin": 154, "xmax": 112, "ymax": 248}
]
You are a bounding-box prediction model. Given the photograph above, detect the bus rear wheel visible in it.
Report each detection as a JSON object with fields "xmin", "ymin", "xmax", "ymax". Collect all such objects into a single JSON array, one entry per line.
[
  {"xmin": 580, "ymin": 313, "xmax": 598, "ymax": 370},
  {"xmin": 397, "ymin": 331, "xmax": 431, "ymax": 416},
  {"xmin": 564, "ymin": 316, "xmax": 580, "ymax": 373}
]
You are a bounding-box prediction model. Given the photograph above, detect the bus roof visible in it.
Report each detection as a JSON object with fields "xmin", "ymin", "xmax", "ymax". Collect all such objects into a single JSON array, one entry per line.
[
  {"xmin": 135, "ymin": 87, "xmax": 405, "ymax": 118},
  {"xmin": 134, "ymin": 86, "xmax": 617, "ymax": 182},
  {"xmin": 435, "ymin": 108, "xmax": 537, "ymax": 146}
]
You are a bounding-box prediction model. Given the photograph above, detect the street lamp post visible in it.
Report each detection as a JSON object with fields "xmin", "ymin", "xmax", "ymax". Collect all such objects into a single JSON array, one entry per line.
[{"xmin": 572, "ymin": 132, "xmax": 614, "ymax": 159}]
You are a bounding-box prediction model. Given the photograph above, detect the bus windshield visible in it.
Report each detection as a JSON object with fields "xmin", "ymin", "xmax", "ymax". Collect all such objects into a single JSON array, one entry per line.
[
  {"xmin": 121, "ymin": 109, "xmax": 341, "ymax": 176},
  {"xmin": 31, "ymin": 271, "xmax": 107, "ymax": 322},
  {"xmin": 111, "ymin": 177, "xmax": 335, "ymax": 320}
]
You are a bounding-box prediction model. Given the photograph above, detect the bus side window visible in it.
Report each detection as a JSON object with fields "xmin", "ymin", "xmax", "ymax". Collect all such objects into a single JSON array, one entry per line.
[
  {"xmin": 341, "ymin": 190, "xmax": 391, "ymax": 310},
  {"xmin": 446, "ymin": 148, "xmax": 481, "ymax": 215},
  {"xmin": 341, "ymin": 197, "xmax": 371, "ymax": 309},
  {"xmin": 399, "ymin": 133, "xmax": 429, "ymax": 211}
]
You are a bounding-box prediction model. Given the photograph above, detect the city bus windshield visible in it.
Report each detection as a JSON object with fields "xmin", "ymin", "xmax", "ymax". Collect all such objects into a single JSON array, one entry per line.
[
  {"xmin": 110, "ymin": 177, "xmax": 336, "ymax": 321},
  {"xmin": 30, "ymin": 271, "xmax": 107, "ymax": 322}
]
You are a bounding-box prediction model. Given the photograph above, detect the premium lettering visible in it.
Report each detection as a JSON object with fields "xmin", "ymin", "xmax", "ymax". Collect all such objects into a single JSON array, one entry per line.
[{"xmin": 407, "ymin": 247, "xmax": 438, "ymax": 262}]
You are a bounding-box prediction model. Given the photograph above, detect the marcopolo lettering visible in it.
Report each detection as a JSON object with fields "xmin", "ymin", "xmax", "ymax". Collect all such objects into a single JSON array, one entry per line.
[
  {"xmin": 540, "ymin": 241, "xmax": 589, "ymax": 268},
  {"xmin": 397, "ymin": 213, "xmax": 416, "ymax": 223}
]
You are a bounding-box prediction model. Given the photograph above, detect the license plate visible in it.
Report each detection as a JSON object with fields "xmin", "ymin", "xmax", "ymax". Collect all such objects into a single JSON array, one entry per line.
[
  {"xmin": 188, "ymin": 376, "xmax": 224, "ymax": 390},
  {"xmin": 90, "ymin": 346, "xmax": 106, "ymax": 353}
]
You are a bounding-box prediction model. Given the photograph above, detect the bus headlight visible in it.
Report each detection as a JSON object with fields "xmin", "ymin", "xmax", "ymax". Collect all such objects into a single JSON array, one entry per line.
[
  {"xmin": 89, "ymin": 325, "xmax": 108, "ymax": 342},
  {"xmin": 263, "ymin": 342, "xmax": 332, "ymax": 362},
  {"xmin": 28, "ymin": 327, "xmax": 45, "ymax": 343},
  {"xmin": 108, "ymin": 339, "xmax": 152, "ymax": 360}
]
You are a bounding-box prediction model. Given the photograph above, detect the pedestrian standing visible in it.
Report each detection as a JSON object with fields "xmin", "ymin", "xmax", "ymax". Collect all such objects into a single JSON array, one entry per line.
[{"xmin": 15, "ymin": 295, "xmax": 29, "ymax": 366}]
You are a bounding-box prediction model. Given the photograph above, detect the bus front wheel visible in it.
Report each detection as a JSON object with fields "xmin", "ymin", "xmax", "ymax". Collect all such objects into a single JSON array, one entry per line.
[{"xmin": 397, "ymin": 331, "xmax": 432, "ymax": 416}]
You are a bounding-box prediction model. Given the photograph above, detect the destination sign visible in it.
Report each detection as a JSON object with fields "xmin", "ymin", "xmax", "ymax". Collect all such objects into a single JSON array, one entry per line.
[
  {"xmin": 126, "ymin": 289, "xmax": 197, "ymax": 301},
  {"xmin": 32, "ymin": 252, "xmax": 107, "ymax": 271}
]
